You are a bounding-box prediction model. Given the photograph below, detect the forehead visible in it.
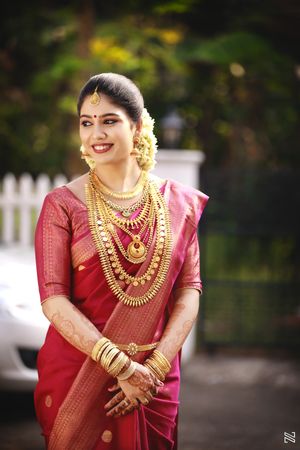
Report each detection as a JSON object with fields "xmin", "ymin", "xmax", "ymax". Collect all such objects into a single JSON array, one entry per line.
[{"xmin": 80, "ymin": 93, "xmax": 127, "ymax": 117}]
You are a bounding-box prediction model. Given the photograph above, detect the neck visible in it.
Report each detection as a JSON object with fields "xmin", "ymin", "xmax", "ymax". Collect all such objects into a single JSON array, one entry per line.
[{"xmin": 93, "ymin": 161, "xmax": 142, "ymax": 192}]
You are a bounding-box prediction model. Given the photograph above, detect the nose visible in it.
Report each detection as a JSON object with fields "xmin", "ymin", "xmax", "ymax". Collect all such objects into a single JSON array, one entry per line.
[{"xmin": 92, "ymin": 123, "xmax": 107, "ymax": 140}]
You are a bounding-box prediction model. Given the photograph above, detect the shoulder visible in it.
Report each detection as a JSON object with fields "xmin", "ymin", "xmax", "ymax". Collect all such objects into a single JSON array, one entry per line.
[
  {"xmin": 167, "ymin": 177, "xmax": 209, "ymax": 204},
  {"xmin": 166, "ymin": 178, "xmax": 209, "ymax": 226},
  {"xmin": 45, "ymin": 172, "xmax": 88, "ymax": 206}
]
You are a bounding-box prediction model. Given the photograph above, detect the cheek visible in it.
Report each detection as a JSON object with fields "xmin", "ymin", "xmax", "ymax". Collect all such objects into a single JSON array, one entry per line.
[{"xmin": 79, "ymin": 128, "xmax": 89, "ymax": 142}]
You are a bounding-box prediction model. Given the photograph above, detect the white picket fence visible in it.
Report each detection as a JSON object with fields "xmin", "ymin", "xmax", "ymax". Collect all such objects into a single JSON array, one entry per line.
[{"xmin": 0, "ymin": 173, "xmax": 70, "ymax": 246}]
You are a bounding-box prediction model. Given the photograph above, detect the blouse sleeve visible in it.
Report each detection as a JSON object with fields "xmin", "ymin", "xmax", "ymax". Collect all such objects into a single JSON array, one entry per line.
[
  {"xmin": 174, "ymin": 190, "xmax": 208, "ymax": 294},
  {"xmin": 34, "ymin": 190, "xmax": 72, "ymax": 303}
]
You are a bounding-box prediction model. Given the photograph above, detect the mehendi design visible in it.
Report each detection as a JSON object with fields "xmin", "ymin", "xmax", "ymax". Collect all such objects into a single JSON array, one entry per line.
[
  {"xmin": 127, "ymin": 371, "xmax": 153, "ymax": 393},
  {"xmin": 50, "ymin": 310, "xmax": 96, "ymax": 354}
]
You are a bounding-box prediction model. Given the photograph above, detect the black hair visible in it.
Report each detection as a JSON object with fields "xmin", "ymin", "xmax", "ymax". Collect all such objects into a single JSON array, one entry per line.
[{"xmin": 77, "ymin": 73, "xmax": 144, "ymax": 122}]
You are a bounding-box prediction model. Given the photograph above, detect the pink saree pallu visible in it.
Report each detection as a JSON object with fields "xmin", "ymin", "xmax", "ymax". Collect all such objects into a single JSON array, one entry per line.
[{"xmin": 34, "ymin": 178, "xmax": 208, "ymax": 450}]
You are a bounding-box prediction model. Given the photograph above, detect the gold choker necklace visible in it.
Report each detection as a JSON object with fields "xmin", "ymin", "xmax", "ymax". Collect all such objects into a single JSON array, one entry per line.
[{"xmin": 91, "ymin": 169, "xmax": 148, "ymax": 200}]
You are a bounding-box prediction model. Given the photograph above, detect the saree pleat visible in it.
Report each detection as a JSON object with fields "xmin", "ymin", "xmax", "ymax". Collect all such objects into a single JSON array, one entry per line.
[{"xmin": 34, "ymin": 178, "xmax": 208, "ymax": 450}]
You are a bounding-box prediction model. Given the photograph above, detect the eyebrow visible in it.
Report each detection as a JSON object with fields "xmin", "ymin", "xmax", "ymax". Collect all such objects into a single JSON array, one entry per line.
[{"xmin": 79, "ymin": 113, "xmax": 121, "ymax": 119}]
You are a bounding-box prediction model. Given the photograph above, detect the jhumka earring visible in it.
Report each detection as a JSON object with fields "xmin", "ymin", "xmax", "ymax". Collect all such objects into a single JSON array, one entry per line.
[
  {"xmin": 90, "ymin": 86, "xmax": 101, "ymax": 105},
  {"xmin": 80, "ymin": 145, "xmax": 89, "ymax": 159},
  {"xmin": 130, "ymin": 135, "xmax": 141, "ymax": 156}
]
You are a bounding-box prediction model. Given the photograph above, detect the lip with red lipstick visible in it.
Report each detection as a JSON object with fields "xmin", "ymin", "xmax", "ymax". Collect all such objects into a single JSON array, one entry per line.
[{"xmin": 92, "ymin": 143, "xmax": 113, "ymax": 154}]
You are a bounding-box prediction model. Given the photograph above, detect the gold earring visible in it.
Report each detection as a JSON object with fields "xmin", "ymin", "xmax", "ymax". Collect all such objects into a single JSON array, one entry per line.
[
  {"xmin": 80, "ymin": 145, "xmax": 89, "ymax": 159},
  {"xmin": 130, "ymin": 136, "xmax": 141, "ymax": 156}
]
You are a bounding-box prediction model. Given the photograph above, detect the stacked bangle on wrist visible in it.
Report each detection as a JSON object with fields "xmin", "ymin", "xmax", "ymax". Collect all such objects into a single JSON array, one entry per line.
[
  {"xmin": 91, "ymin": 337, "xmax": 129, "ymax": 378},
  {"xmin": 117, "ymin": 361, "xmax": 137, "ymax": 381},
  {"xmin": 144, "ymin": 349, "xmax": 171, "ymax": 381}
]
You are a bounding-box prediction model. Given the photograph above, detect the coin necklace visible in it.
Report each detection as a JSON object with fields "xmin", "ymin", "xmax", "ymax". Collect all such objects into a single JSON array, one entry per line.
[{"xmin": 85, "ymin": 177, "xmax": 172, "ymax": 307}]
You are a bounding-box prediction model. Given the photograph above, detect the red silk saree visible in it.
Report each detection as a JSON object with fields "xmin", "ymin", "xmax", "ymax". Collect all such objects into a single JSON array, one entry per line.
[{"xmin": 34, "ymin": 177, "xmax": 208, "ymax": 450}]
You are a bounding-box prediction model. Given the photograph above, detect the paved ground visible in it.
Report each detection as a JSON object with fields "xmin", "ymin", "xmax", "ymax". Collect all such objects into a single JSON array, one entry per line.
[
  {"xmin": 179, "ymin": 354, "xmax": 300, "ymax": 450},
  {"xmin": 1, "ymin": 354, "xmax": 300, "ymax": 449}
]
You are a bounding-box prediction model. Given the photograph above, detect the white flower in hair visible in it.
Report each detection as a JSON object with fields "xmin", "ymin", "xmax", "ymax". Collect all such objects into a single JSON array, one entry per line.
[{"xmin": 136, "ymin": 108, "xmax": 158, "ymax": 171}]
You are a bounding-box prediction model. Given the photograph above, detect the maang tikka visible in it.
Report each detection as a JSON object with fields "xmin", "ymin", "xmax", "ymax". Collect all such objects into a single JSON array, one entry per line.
[{"xmin": 90, "ymin": 86, "xmax": 101, "ymax": 105}]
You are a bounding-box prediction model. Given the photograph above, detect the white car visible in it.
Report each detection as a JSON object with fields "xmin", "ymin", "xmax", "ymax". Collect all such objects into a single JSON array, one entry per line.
[{"xmin": 0, "ymin": 245, "xmax": 48, "ymax": 391}]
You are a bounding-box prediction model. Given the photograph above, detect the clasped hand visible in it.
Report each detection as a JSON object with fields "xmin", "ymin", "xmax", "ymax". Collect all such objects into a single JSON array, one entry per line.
[{"xmin": 104, "ymin": 362, "xmax": 163, "ymax": 418}]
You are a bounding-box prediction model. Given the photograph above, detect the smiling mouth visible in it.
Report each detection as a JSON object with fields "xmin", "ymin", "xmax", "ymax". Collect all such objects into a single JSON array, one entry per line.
[{"xmin": 92, "ymin": 144, "xmax": 113, "ymax": 154}]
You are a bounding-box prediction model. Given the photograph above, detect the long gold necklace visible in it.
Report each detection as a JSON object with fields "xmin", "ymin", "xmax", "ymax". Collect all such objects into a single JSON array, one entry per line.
[
  {"xmin": 91, "ymin": 169, "xmax": 148, "ymax": 200},
  {"xmin": 85, "ymin": 179, "xmax": 172, "ymax": 307},
  {"xmin": 89, "ymin": 178, "xmax": 153, "ymax": 263}
]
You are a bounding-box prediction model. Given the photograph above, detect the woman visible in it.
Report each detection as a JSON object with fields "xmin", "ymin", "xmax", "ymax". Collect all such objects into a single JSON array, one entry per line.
[{"xmin": 34, "ymin": 72, "xmax": 208, "ymax": 450}]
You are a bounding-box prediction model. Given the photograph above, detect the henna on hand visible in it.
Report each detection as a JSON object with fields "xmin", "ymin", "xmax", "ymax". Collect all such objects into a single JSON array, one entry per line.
[
  {"xmin": 127, "ymin": 369, "xmax": 154, "ymax": 393},
  {"xmin": 104, "ymin": 389, "xmax": 125, "ymax": 411},
  {"xmin": 106, "ymin": 397, "xmax": 130, "ymax": 417}
]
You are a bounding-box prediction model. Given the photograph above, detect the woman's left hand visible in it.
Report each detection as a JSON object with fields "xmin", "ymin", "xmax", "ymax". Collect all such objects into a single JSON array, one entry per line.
[{"xmin": 104, "ymin": 363, "xmax": 162, "ymax": 417}]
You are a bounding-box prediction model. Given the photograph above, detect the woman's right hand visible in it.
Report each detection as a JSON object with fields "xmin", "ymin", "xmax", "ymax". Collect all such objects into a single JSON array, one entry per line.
[{"xmin": 104, "ymin": 362, "xmax": 163, "ymax": 417}]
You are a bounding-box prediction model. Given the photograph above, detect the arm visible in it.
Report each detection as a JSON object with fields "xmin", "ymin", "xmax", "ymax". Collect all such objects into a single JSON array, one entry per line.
[
  {"xmin": 42, "ymin": 295, "xmax": 102, "ymax": 356},
  {"xmin": 43, "ymin": 295, "xmax": 160, "ymax": 411},
  {"xmin": 156, "ymin": 287, "xmax": 200, "ymax": 363}
]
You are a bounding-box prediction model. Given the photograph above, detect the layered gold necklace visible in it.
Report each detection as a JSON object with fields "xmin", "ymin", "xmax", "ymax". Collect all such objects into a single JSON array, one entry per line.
[{"xmin": 85, "ymin": 170, "xmax": 172, "ymax": 307}]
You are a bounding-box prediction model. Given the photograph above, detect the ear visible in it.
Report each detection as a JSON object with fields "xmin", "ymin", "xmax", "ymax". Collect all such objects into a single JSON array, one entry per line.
[{"xmin": 132, "ymin": 118, "xmax": 142, "ymax": 136}]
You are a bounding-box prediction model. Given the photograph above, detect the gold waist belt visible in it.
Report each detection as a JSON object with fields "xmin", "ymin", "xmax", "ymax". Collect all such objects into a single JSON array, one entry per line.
[{"xmin": 116, "ymin": 341, "xmax": 159, "ymax": 356}]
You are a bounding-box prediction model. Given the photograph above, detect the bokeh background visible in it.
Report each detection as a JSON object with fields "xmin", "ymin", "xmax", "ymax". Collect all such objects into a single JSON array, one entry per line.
[{"xmin": 1, "ymin": 1, "xmax": 300, "ymax": 449}]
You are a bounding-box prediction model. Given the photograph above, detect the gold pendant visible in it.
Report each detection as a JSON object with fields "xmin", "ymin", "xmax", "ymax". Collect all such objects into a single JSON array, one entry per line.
[
  {"xmin": 122, "ymin": 210, "xmax": 131, "ymax": 217},
  {"xmin": 127, "ymin": 235, "xmax": 146, "ymax": 259}
]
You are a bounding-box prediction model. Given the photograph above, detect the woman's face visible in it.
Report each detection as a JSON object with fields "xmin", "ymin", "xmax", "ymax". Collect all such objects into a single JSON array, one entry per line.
[{"xmin": 79, "ymin": 93, "xmax": 139, "ymax": 168}]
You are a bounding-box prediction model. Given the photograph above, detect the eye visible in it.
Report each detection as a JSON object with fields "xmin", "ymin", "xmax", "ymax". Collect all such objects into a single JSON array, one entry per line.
[
  {"xmin": 104, "ymin": 119, "xmax": 117, "ymax": 125},
  {"xmin": 81, "ymin": 120, "xmax": 92, "ymax": 127}
]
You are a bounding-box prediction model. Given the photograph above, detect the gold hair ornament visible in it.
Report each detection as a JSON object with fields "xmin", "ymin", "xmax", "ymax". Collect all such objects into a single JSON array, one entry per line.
[{"xmin": 90, "ymin": 86, "xmax": 101, "ymax": 105}]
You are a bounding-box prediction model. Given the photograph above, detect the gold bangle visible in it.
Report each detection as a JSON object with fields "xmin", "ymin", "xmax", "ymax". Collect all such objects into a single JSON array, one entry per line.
[
  {"xmin": 91, "ymin": 337, "xmax": 110, "ymax": 362},
  {"xmin": 96, "ymin": 341, "xmax": 112, "ymax": 362},
  {"xmin": 117, "ymin": 361, "xmax": 137, "ymax": 381},
  {"xmin": 108, "ymin": 352, "xmax": 128, "ymax": 377},
  {"xmin": 144, "ymin": 361, "xmax": 165, "ymax": 381},
  {"xmin": 99, "ymin": 344, "xmax": 114, "ymax": 366},
  {"xmin": 144, "ymin": 350, "xmax": 171, "ymax": 381},
  {"xmin": 152, "ymin": 350, "xmax": 171, "ymax": 371},
  {"xmin": 102, "ymin": 347, "xmax": 120, "ymax": 372}
]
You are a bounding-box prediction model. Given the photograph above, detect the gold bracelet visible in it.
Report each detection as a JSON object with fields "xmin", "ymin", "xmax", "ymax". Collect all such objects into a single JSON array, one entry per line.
[
  {"xmin": 92, "ymin": 337, "xmax": 133, "ymax": 378},
  {"xmin": 91, "ymin": 337, "xmax": 110, "ymax": 362},
  {"xmin": 144, "ymin": 350, "xmax": 171, "ymax": 381},
  {"xmin": 152, "ymin": 350, "xmax": 171, "ymax": 371},
  {"xmin": 96, "ymin": 341, "xmax": 112, "ymax": 362},
  {"xmin": 144, "ymin": 361, "xmax": 165, "ymax": 381},
  {"xmin": 117, "ymin": 361, "xmax": 137, "ymax": 381},
  {"xmin": 99, "ymin": 344, "xmax": 115, "ymax": 366},
  {"xmin": 102, "ymin": 347, "xmax": 120, "ymax": 372},
  {"xmin": 108, "ymin": 352, "xmax": 128, "ymax": 377}
]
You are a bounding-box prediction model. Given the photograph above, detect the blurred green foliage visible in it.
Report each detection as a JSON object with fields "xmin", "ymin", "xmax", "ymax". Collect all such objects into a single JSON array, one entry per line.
[{"xmin": 1, "ymin": 0, "xmax": 300, "ymax": 176}]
